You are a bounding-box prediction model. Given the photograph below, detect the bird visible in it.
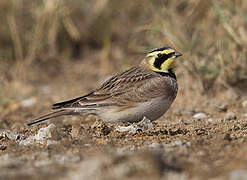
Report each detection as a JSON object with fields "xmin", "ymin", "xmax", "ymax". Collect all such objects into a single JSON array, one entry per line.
[{"xmin": 27, "ymin": 46, "xmax": 182, "ymax": 126}]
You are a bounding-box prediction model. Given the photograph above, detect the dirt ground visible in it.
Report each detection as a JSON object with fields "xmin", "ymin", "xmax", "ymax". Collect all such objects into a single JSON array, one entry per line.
[{"xmin": 1, "ymin": 60, "xmax": 247, "ymax": 180}]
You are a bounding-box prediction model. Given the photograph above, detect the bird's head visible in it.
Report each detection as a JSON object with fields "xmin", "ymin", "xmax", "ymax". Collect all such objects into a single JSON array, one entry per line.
[{"xmin": 142, "ymin": 47, "xmax": 182, "ymax": 73}]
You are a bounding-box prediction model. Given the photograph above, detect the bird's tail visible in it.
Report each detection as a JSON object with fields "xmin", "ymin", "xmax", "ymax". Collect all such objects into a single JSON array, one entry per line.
[{"xmin": 27, "ymin": 110, "xmax": 73, "ymax": 126}]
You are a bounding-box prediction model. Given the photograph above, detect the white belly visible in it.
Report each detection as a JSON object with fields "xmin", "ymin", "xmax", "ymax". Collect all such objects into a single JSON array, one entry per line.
[{"xmin": 98, "ymin": 96, "xmax": 174, "ymax": 123}]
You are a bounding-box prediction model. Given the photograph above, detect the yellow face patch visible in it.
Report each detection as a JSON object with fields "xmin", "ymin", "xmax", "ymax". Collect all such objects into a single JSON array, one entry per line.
[
  {"xmin": 146, "ymin": 49, "xmax": 175, "ymax": 58},
  {"xmin": 161, "ymin": 49, "xmax": 175, "ymax": 55},
  {"xmin": 146, "ymin": 48, "xmax": 176, "ymax": 73}
]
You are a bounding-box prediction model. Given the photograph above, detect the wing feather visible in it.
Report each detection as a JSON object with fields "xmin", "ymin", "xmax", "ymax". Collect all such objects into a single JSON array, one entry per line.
[{"xmin": 51, "ymin": 66, "xmax": 168, "ymax": 110}]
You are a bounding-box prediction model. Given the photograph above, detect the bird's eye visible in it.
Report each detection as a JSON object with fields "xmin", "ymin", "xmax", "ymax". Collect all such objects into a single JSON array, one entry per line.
[{"xmin": 157, "ymin": 54, "xmax": 162, "ymax": 58}]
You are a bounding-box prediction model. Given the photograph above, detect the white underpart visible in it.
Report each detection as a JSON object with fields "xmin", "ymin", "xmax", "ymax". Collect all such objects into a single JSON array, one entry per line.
[{"xmin": 98, "ymin": 96, "xmax": 174, "ymax": 123}]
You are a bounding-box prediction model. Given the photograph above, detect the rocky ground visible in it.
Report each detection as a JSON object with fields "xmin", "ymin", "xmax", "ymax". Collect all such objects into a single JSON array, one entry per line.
[{"xmin": 1, "ymin": 61, "xmax": 247, "ymax": 180}]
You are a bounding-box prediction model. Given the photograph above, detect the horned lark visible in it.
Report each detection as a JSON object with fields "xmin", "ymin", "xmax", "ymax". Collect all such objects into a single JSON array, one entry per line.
[{"xmin": 27, "ymin": 47, "xmax": 182, "ymax": 126}]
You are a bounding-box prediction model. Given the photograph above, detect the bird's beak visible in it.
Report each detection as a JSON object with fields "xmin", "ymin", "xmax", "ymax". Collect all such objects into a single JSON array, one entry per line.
[{"xmin": 174, "ymin": 51, "xmax": 182, "ymax": 58}]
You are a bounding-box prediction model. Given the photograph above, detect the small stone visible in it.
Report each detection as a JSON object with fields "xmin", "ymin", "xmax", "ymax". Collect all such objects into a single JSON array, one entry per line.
[
  {"xmin": 19, "ymin": 123, "xmax": 57, "ymax": 146},
  {"xmin": 224, "ymin": 112, "xmax": 237, "ymax": 121},
  {"xmin": 218, "ymin": 103, "xmax": 228, "ymax": 112},
  {"xmin": 54, "ymin": 154, "xmax": 80, "ymax": 163},
  {"xmin": 242, "ymin": 100, "xmax": 247, "ymax": 108},
  {"xmin": 47, "ymin": 140, "xmax": 59, "ymax": 146},
  {"xmin": 21, "ymin": 97, "xmax": 36, "ymax": 107},
  {"xmin": 91, "ymin": 120, "xmax": 111, "ymax": 136},
  {"xmin": 138, "ymin": 117, "xmax": 153, "ymax": 130},
  {"xmin": 116, "ymin": 125, "xmax": 138, "ymax": 133},
  {"xmin": 206, "ymin": 118, "xmax": 214, "ymax": 123},
  {"xmin": 198, "ymin": 150, "xmax": 206, "ymax": 156},
  {"xmin": 206, "ymin": 118, "xmax": 220, "ymax": 125},
  {"xmin": 116, "ymin": 117, "xmax": 154, "ymax": 133},
  {"xmin": 84, "ymin": 144, "xmax": 91, "ymax": 147},
  {"xmin": 193, "ymin": 113, "xmax": 207, "ymax": 119},
  {"xmin": 229, "ymin": 169, "xmax": 247, "ymax": 180},
  {"xmin": 71, "ymin": 126, "xmax": 84, "ymax": 140},
  {"xmin": 174, "ymin": 140, "xmax": 183, "ymax": 146},
  {"xmin": 227, "ymin": 89, "xmax": 240, "ymax": 100},
  {"xmin": 149, "ymin": 143, "xmax": 161, "ymax": 149},
  {"xmin": 0, "ymin": 129, "xmax": 20, "ymax": 141},
  {"xmin": 40, "ymin": 86, "xmax": 51, "ymax": 94}
]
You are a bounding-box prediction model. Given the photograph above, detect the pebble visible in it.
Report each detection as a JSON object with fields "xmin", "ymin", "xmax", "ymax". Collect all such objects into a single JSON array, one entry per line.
[
  {"xmin": 116, "ymin": 117, "xmax": 153, "ymax": 133},
  {"xmin": 19, "ymin": 123, "xmax": 57, "ymax": 146},
  {"xmin": 138, "ymin": 117, "xmax": 154, "ymax": 130},
  {"xmin": 193, "ymin": 113, "xmax": 207, "ymax": 119},
  {"xmin": 218, "ymin": 103, "xmax": 228, "ymax": 112},
  {"xmin": 174, "ymin": 140, "xmax": 183, "ymax": 146},
  {"xmin": 71, "ymin": 126, "xmax": 84, "ymax": 140},
  {"xmin": 242, "ymin": 100, "xmax": 247, "ymax": 108},
  {"xmin": 229, "ymin": 169, "xmax": 247, "ymax": 180},
  {"xmin": 149, "ymin": 143, "xmax": 162, "ymax": 149},
  {"xmin": 206, "ymin": 118, "xmax": 214, "ymax": 123},
  {"xmin": 21, "ymin": 97, "xmax": 36, "ymax": 107},
  {"xmin": 224, "ymin": 112, "xmax": 237, "ymax": 121},
  {"xmin": 54, "ymin": 154, "xmax": 80, "ymax": 163},
  {"xmin": 205, "ymin": 118, "xmax": 215, "ymax": 125},
  {"xmin": 165, "ymin": 140, "xmax": 191, "ymax": 148},
  {"xmin": 40, "ymin": 86, "xmax": 51, "ymax": 94},
  {"xmin": 116, "ymin": 125, "xmax": 139, "ymax": 133},
  {"xmin": 91, "ymin": 120, "xmax": 111, "ymax": 136},
  {"xmin": 0, "ymin": 129, "xmax": 20, "ymax": 141}
]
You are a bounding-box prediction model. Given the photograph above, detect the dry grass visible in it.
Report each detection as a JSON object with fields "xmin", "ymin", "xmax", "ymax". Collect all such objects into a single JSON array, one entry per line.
[
  {"xmin": 1, "ymin": 2, "xmax": 247, "ymax": 179},
  {"xmin": 0, "ymin": 0, "xmax": 247, "ymax": 93}
]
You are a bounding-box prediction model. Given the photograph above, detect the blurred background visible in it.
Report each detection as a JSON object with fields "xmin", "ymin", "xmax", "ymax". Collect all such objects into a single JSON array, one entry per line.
[
  {"xmin": 1, "ymin": 1, "xmax": 247, "ymax": 179},
  {"xmin": 0, "ymin": 0, "xmax": 247, "ymax": 127}
]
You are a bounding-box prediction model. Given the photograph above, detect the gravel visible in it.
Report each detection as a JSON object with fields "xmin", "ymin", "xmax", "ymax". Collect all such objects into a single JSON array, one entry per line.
[
  {"xmin": 242, "ymin": 100, "xmax": 247, "ymax": 108},
  {"xmin": 224, "ymin": 112, "xmax": 237, "ymax": 121},
  {"xmin": 193, "ymin": 113, "xmax": 207, "ymax": 119},
  {"xmin": 19, "ymin": 124, "xmax": 57, "ymax": 146}
]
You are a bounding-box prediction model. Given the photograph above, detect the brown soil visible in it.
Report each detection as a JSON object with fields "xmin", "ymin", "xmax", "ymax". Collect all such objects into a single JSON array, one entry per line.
[{"xmin": 1, "ymin": 60, "xmax": 247, "ymax": 180}]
